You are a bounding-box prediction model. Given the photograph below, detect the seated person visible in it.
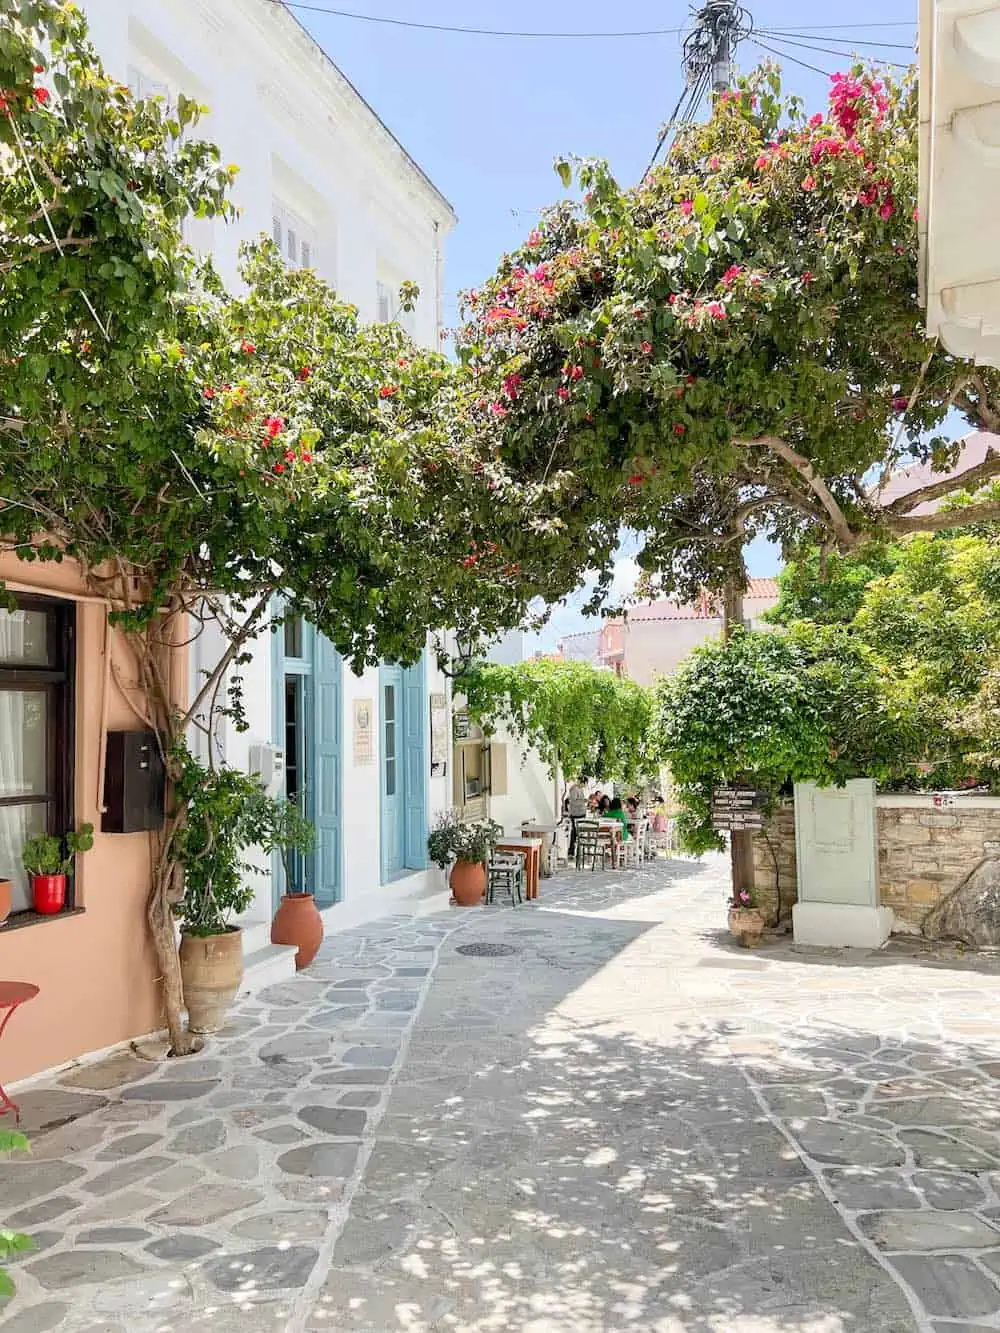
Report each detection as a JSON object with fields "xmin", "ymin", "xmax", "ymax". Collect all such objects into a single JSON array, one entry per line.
[
  {"xmin": 606, "ymin": 796, "xmax": 630, "ymax": 840},
  {"xmin": 597, "ymin": 795, "xmax": 611, "ymax": 816}
]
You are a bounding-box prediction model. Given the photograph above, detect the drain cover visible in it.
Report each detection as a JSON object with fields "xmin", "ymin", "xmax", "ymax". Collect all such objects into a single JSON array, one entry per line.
[{"xmin": 456, "ymin": 942, "xmax": 519, "ymax": 957}]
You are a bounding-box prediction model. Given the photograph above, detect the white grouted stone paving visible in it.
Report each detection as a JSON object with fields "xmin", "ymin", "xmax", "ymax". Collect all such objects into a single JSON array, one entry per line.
[{"xmin": 4, "ymin": 855, "xmax": 1000, "ymax": 1330}]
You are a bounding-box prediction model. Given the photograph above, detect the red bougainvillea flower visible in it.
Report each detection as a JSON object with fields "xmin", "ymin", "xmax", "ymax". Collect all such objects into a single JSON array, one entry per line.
[
  {"xmin": 674, "ymin": 424, "xmax": 686, "ymax": 436},
  {"xmin": 379, "ymin": 385, "xmax": 399, "ymax": 399},
  {"xmin": 722, "ymin": 264, "xmax": 743, "ymax": 286},
  {"xmin": 557, "ymin": 387, "xmax": 570, "ymax": 401},
  {"xmin": 686, "ymin": 375, "xmax": 697, "ymax": 386},
  {"xmin": 296, "ymin": 366, "xmax": 312, "ymax": 381},
  {"xmin": 33, "ymin": 64, "xmax": 44, "ymax": 73},
  {"xmin": 240, "ymin": 340, "xmax": 256, "ymax": 355},
  {"xmin": 502, "ymin": 373, "xmax": 521, "ymax": 400},
  {"xmin": 801, "ymin": 176, "xmax": 817, "ymax": 192},
  {"xmin": 273, "ymin": 462, "xmax": 286, "ymax": 474},
  {"xmin": 858, "ymin": 185, "xmax": 878, "ymax": 207},
  {"xmin": 891, "ymin": 394, "xmax": 910, "ymax": 414},
  {"xmin": 263, "ymin": 415, "xmax": 284, "ymax": 437},
  {"xmin": 754, "ymin": 154, "xmax": 770, "ymax": 170},
  {"xmin": 284, "ymin": 449, "xmax": 296, "ymax": 461},
  {"xmin": 706, "ymin": 302, "xmax": 727, "ymax": 319},
  {"xmin": 33, "ymin": 86, "xmax": 50, "ymax": 105},
  {"xmin": 679, "ymin": 199, "xmax": 694, "ymax": 216},
  {"xmin": 879, "ymin": 200, "xmax": 895, "ymax": 220},
  {"xmin": 462, "ymin": 555, "xmax": 478, "ymax": 568},
  {"xmin": 301, "ymin": 452, "xmax": 313, "ymax": 463},
  {"xmin": 568, "ymin": 365, "xmax": 584, "ymax": 381},
  {"xmin": 810, "ymin": 137, "xmax": 844, "ymax": 165},
  {"xmin": 202, "ymin": 386, "xmax": 216, "ymax": 399},
  {"xmin": 802, "ymin": 271, "xmax": 815, "ymax": 285},
  {"xmin": 628, "ymin": 474, "xmax": 646, "ymax": 486},
  {"xmin": 640, "ymin": 341, "xmax": 653, "ymax": 355}
]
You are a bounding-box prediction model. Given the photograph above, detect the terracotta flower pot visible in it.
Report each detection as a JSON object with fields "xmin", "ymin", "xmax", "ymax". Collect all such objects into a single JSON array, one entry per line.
[
  {"xmin": 0, "ymin": 878, "xmax": 11, "ymax": 927},
  {"xmin": 179, "ymin": 928, "xmax": 243, "ymax": 1033},
  {"xmin": 271, "ymin": 892, "xmax": 324, "ymax": 970},
  {"xmin": 450, "ymin": 858, "xmax": 486, "ymax": 907},
  {"xmin": 32, "ymin": 873, "xmax": 66, "ymax": 915},
  {"xmin": 728, "ymin": 905, "xmax": 765, "ymax": 948}
]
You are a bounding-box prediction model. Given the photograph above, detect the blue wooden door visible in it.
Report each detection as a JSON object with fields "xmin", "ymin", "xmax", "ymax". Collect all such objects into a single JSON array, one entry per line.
[
  {"xmin": 312, "ymin": 631, "xmax": 343, "ymax": 907},
  {"xmin": 403, "ymin": 654, "xmax": 428, "ymax": 871},
  {"xmin": 380, "ymin": 665, "xmax": 404, "ymax": 882}
]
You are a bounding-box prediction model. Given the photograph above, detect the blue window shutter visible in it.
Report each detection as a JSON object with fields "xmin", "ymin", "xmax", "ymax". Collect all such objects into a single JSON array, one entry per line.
[
  {"xmin": 312, "ymin": 632, "xmax": 342, "ymax": 906},
  {"xmin": 403, "ymin": 653, "xmax": 428, "ymax": 870}
]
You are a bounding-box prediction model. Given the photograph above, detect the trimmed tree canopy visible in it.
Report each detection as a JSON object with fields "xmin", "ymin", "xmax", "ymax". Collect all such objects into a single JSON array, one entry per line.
[
  {"xmin": 457, "ymin": 64, "xmax": 1000, "ymax": 602},
  {"xmin": 458, "ymin": 658, "xmax": 656, "ymax": 787}
]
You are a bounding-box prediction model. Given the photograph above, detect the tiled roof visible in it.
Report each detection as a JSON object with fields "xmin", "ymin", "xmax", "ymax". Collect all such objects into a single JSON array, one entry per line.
[
  {"xmin": 878, "ymin": 432, "xmax": 1000, "ymax": 515},
  {"xmin": 620, "ymin": 578, "xmax": 780, "ymax": 623}
]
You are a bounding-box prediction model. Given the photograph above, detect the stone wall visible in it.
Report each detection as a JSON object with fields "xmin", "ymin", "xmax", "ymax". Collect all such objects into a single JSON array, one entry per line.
[
  {"xmin": 751, "ymin": 794, "xmax": 1000, "ymax": 931},
  {"xmin": 751, "ymin": 803, "xmax": 797, "ymax": 927}
]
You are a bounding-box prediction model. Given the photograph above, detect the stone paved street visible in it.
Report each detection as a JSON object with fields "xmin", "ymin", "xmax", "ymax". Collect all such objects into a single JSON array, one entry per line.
[{"xmin": 5, "ymin": 855, "xmax": 1000, "ymax": 1331}]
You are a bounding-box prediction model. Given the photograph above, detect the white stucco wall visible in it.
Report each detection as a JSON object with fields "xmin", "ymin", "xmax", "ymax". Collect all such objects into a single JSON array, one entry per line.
[
  {"xmin": 80, "ymin": 0, "xmax": 455, "ymax": 932},
  {"xmin": 489, "ymin": 727, "xmax": 560, "ymax": 836}
]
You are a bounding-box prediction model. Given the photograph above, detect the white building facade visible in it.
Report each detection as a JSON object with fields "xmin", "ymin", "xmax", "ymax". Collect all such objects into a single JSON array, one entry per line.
[{"xmin": 81, "ymin": 0, "xmax": 458, "ymax": 966}]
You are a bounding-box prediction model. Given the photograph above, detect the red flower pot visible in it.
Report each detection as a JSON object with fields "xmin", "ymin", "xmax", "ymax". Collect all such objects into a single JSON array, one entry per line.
[
  {"xmin": 449, "ymin": 858, "xmax": 486, "ymax": 907},
  {"xmin": 271, "ymin": 893, "xmax": 324, "ymax": 970},
  {"xmin": 32, "ymin": 873, "xmax": 66, "ymax": 915}
]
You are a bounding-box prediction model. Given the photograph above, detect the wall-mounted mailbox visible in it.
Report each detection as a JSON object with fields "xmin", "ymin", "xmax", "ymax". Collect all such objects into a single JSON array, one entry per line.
[{"xmin": 102, "ymin": 730, "xmax": 166, "ymax": 834}]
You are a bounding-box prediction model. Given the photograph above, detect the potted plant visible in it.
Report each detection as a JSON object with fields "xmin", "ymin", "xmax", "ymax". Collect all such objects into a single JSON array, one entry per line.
[
  {"xmin": 728, "ymin": 886, "xmax": 766, "ymax": 948},
  {"xmin": 428, "ymin": 810, "xmax": 503, "ymax": 907},
  {"xmin": 266, "ymin": 798, "xmax": 322, "ymax": 970},
  {"xmin": 21, "ymin": 825, "xmax": 94, "ymax": 915}
]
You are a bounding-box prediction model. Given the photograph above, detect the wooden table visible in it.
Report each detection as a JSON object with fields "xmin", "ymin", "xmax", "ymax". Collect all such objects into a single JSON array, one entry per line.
[
  {"xmin": 520, "ymin": 823, "xmax": 559, "ymax": 877},
  {"xmin": 0, "ymin": 981, "xmax": 40, "ymax": 1123},
  {"xmin": 496, "ymin": 837, "xmax": 541, "ymax": 900}
]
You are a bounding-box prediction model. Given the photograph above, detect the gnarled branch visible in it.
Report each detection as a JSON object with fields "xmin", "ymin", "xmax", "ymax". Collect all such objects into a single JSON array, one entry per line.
[
  {"xmin": 738, "ymin": 436, "xmax": 857, "ymax": 550},
  {"xmin": 885, "ymin": 448, "xmax": 1000, "ymax": 515}
]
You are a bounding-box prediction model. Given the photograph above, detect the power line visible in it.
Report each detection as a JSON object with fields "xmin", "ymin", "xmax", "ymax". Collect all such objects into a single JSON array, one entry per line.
[
  {"xmin": 269, "ymin": 1, "xmax": 689, "ymax": 39},
  {"xmin": 748, "ymin": 36, "xmax": 835, "ymax": 77},
  {"xmin": 764, "ymin": 21, "xmax": 914, "ymax": 31},
  {"xmin": 756, "ymin": 30, "xmax": 913, "ymax": 68},
  {"xmin": 763, "ymin": 29, "xmax": 915, "ymax": 51}
]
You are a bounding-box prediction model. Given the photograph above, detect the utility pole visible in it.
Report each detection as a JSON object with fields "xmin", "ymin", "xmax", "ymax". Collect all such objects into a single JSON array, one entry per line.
[{"xmin": 678, "ymin": 1, "xmax": 756, "ymax": 903}]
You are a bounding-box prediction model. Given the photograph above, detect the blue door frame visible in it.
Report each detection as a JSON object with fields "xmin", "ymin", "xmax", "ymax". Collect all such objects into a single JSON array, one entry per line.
[
  {"xmin": 379, "ymin": 653, "xmax": 428, "ymax": 884},
  {"xmin": 271, "ymin": 612, "xmax": 343, "ymax": 910}
]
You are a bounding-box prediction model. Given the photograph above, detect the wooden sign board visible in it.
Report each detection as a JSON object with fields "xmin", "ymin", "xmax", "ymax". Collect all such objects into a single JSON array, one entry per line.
[{"xmin": 712, "ymin": 786, "xmax": 767, "ymax": 832}]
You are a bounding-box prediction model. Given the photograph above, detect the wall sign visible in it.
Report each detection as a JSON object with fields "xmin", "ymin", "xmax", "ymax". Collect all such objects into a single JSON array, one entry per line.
[
  {"xmin": 353, "ymin": 698, "xmax": 373, "ymax": 764},
  {"xmin": 711, "ymin": 785, "xmax": 767, "ymax": 832},
  {"xmin": 430, "ymin": 692, "xmax": 448, "ymax": 777},
  {"xmin": 453, "ymin": 710, "xmax": 470, "ymax": 741}
]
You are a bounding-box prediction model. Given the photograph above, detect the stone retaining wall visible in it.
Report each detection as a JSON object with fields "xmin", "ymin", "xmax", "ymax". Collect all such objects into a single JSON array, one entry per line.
[{"xmin": 751, "ymin": 794, "xmax": 1000, "ymax": 929}]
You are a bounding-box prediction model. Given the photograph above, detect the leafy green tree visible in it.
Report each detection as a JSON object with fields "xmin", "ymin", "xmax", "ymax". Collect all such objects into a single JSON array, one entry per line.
[
  {"xmin": 458, "ymin": 658, "xmax": 656, "ymax": 789},
  {"xmin": 0, "ymin": 1, "xmax": 585, "ymax": 1052},
  {"xmin": 458, "ymin": 65, "xmax": 1000, "ymax": 602}
]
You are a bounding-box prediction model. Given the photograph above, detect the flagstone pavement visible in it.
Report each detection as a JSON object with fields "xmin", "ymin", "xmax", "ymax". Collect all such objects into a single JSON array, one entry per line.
[{"xmin": 6, "ymin": 854, "xmax": 1000, "ymax": 1331}]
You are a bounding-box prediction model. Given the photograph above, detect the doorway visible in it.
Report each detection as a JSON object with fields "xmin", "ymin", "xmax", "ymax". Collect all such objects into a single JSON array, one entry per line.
[{"xmin": 379, "ymin": 654, "xmax": 428, "ymax": 884}]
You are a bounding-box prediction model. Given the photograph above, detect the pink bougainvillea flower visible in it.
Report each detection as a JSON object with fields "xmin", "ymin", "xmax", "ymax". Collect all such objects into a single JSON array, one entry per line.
[
  {"xmin": 858, "ymin": 186, "xmax": 878, "ymax": 206},
  {"xmin": 240, "ymin": 340, "xmax": 256, "ymax": 355},
  {"xmin": 33, "ymin": 86, "xmax": 50, "ymax": 105},
  {"xmin": 527, "ymin": 230, "xmax": 542, "ymax": 247},
  {"xmin": 379, "ymin": 385, "xmax": 399, "ymax": 399},
  {"xmin": 202, "ymin": 386, "xmax": 216, "ymax": 400},
  {"xmin": 809, "ymin": 112, "xmax": 824, "ymax": 128},
  {"xmin": 913, "ymin": 207, "xmax": 921, "ymax": 221},
  {"xmin": 801, "ymin": 176, "xmax": 817, "ymax": 192},
  {"xmin": 284, "ymin": 448, "xmax": 296, "ymax": 461},
  {"xmin": 301, "ymin": 452, "xmax": 313, "ymax": 463},
  {"xmin": 706, "ymin": 302, "xmax": 727, "ymax": 319},
  {"xmin": 263, "ymin": 415, "xmax": 284, "ymax": 438},
  {"xmin": 502, "ymin": 373, "xmax": 521, "ymax": 400},
  {"xmin": 710, "ymin": 155, "xmax": 721, "ymax": 170},
  {"xmin": 557, "ymin": 387, "xmax": 570, "ymax": 401},
  {"xmin": 879, "ymin": 200, "xmax": 895, "ymax": 220},
  {"xmin": 273, "ymin": 462, "xmax": 285, "ymax": 474},
  {"xmin": 679, "ymin": 199, "xmax": 694, "ymax": 216},
  {"xmin": 640, "ymin": 341, "xmax": 653, "ymax": 355},
  {"xmin": 568, "ymin": 365, "xmax": 584, "ymax": 381},
  {"xmin": 892, "ymin": 394, "xmax": 910, "ymax": 414},
  {"xmin": 754, "ymin": 154, "xmax": 770, "ymax": 170},
  {"xmin": 810, "ymin": 137, "xmax": 844, "ymax": 165},
  {"xmin": 802, "ymin": 271, "xmax": 815, "ymax": 284},
  {"xmin": 489, "ymin": 402, "xmax": 508, "ymax": 418},
  {"xmin": 722, "ymin": 264, "xmax": 743, "ymax": 286}
]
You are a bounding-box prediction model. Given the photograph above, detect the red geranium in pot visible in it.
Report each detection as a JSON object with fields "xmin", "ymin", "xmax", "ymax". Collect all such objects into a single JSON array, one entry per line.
[{"xmin": 22, "ymin": 825, "xmax": 94, "ymax": 915}]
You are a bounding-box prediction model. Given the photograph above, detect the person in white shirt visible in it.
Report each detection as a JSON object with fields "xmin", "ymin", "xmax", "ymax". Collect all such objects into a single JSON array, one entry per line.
[{"xmin": 567, "ymin": 780, "xmax": 589, "ymax": 857}]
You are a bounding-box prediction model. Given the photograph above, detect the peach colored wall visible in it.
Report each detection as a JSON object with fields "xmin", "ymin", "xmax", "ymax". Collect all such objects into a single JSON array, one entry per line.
[{"xmin": 0, "ymin": 557, "xmax": 175, "ymax": 1083}]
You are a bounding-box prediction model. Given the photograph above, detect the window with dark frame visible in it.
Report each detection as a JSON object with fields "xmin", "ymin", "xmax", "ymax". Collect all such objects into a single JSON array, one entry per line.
[{"xmin": 0, "ymin": 596, "xmax": 75, "ymax": 918}]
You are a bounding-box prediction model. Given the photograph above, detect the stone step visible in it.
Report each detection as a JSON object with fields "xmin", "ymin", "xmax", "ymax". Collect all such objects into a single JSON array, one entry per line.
[
  {"xmin": 240, "ymin": 920, "xmax": 275, "ymax": 955},
  {"xmin": 240, "ymin": 942, "xmax": 298, "ymax": 995}
]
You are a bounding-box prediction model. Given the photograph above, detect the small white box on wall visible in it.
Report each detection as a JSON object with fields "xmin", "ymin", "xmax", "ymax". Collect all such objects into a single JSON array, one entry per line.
[{"xmin": 249, "ymin": 743, "xmax": 285, "ymax": 796}]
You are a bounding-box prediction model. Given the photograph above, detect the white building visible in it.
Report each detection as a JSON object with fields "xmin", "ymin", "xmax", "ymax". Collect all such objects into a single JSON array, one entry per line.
[
  {"xmin": 81, "ymin": 0, "xmax": 458, "ymax": 975},
  {"xmin": 920, "ymin": 0, "xmax": 1000, "ymax": 365}
]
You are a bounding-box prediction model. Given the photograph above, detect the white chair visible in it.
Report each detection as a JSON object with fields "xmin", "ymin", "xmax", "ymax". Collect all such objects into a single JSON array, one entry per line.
[{"xmin": 620, "ymin": 832, "xmax": 641, "ymax": 869}]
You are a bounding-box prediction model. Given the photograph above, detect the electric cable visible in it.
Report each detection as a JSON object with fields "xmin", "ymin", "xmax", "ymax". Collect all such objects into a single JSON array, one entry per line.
[
  {"xmin": 267, "ymin": 1, "xmax": 690, "ymax": 39},
  {"xmin": 756, "ymin": 29, "xmax": 913, "ymax": 69},
  {"xmin": 748, "ymin": 36, "xmax": 835, "ymax": 77},
  {"xmin": 763, "ymin": 29, "xmax": 914, "ymax": 49},
  {"xmin": 645, "ymin": 63, "xmax": 712, "ymax": 178}
]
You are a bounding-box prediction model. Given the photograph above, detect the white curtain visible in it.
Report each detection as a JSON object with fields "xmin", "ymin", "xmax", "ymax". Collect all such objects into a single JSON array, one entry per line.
[{"xmin": 0, "ymin": 612, "xmax": 47, "ymax": 912}]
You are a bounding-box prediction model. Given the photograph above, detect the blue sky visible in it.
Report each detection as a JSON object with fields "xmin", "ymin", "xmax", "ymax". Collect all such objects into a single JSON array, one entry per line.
[{"xmin": 290, "ymin": 0, "xmax": 918, "ymax": 646}]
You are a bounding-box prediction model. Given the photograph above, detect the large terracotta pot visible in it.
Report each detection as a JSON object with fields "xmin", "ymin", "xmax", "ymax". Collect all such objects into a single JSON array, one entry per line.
[
  {"xmin": 179, "ymin": 928, "xmax": 244, "ymax": 1033},
  {"xmin": 32, "ymin": 873, "xmax": 66, "ymax": 915},
  {"xmin": 728, "ymin": 906, "xmax": 765, "ymax": 949},
  {"xmin": 271, "ymin": 893, "xmax": 324, "ymax": 970},
  {"xmin": 0, "ymin": 879, "xmax": 11, "ymax": 927},
  {"xmin": 450, "ymin": 858, "xmax": 486, "ymax": 907}
]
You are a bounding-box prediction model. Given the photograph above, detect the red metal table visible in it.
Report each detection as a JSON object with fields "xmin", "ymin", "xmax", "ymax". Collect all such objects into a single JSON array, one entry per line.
[{"xmin": 0, "ymin": 982, "xmax": 40, "ymax": 1123}]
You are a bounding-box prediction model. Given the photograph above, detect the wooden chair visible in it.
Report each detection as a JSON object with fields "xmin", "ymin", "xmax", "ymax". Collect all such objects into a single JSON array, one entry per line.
[
  {"xmin": 487, "ymin": 854, "xmax": 524, "ymax": 906},
  {"xmin": 575, "ymin": 820, "xmax": 608, "ymax": 872}
]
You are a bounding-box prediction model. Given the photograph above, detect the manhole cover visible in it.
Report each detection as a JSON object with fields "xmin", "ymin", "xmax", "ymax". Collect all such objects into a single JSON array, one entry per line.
[{"xmin": 456, "ymin": 942, "xmax": 520, "ymax": 958}]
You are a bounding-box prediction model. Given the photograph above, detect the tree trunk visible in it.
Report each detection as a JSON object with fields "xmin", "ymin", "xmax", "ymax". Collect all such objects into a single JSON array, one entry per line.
[
  {"xmin": 147, "ymin": 867, "xmax": 195, "ymax": 1056},
  {"xmin": 722, "ymin": 567, "xmax": 756, "ymax": 908}
]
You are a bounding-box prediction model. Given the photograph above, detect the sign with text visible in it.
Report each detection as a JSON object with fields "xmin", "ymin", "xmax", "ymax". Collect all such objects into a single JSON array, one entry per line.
[
  {"xmin": 430, "ymin": 692, "xmax": 448, "ymax": 777},
  {"xmin": 353, "ymin": 698, "xmax": 373, "ymax": 765},
  {"xmin": 711, "ymin": 786, "xmax": 767, "ymax": 832}
]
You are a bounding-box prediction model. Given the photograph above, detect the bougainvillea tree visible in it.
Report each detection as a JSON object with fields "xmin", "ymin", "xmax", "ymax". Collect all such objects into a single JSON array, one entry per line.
[
  {"xmin": 458, "ymin": 657, "xmax": 657, "ymax": 789},
  {"xmin": 457, "ymin": 64, "xmax": 1000, "ymax": 602},
  {"xmin": 0, "ymin": 1, "xmax": 585, "ymax": 1052}
]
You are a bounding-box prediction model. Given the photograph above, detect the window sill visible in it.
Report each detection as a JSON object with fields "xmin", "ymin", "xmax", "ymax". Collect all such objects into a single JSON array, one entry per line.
[{"xmin": 1, "ymin": 906, "xmax": 84, "ymax": 933}]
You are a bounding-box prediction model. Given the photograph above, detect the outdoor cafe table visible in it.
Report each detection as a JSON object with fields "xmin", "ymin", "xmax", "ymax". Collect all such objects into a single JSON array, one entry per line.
[
  {"xmin": 496, "ymin": 836, "xmax": 541, "ymax": 900},
  {"xmin": 520, "ymin": 822, "xmax": 560, "ymax": 877}
]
